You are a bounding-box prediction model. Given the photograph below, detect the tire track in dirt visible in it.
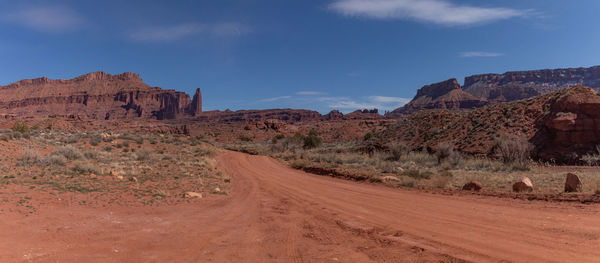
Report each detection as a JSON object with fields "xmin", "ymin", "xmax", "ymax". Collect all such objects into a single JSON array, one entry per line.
[{"xmin": 1, "ymin": 151, "xmax": 599, "ymax": 262}]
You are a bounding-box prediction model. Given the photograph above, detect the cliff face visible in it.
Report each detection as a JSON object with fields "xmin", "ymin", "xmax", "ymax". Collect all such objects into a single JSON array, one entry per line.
[
  {"xmin": 532, "ymin": 86, "xmax": 600, "ymax": 163},
  {"xmin": 392, "ymin": 65, "xmax": 600, "ymax": 115},
  {"xmin": 463, "ymin": 66, "xmax": 600, "ymax": 103},
  {"xmin": 0, "ymin": 72, "xmax": 202, "ymax": 120},
  {"xmin": 392, "ymin": 79, "xmax": 486, "ymax": 114}
]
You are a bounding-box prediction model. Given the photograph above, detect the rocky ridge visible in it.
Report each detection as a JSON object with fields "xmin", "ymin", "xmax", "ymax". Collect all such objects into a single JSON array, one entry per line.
[
  {"xmin": 393, "ymin": 65, "xmax": 600, "ymax": 114},
  {"xmin": 0, "ymin": 71, "xmax": 202, "ymax": 120},
  {"xmin": 394, "ymin": 79, "xmax": 486, "ymax": 114}
]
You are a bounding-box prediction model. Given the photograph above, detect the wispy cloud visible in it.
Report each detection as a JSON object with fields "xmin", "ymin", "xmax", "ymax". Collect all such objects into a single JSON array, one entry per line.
[
  {"xmin": 328, "ymin": 0, "xmax": 531, "ymax": 26},
  {"xmin": 258, "ymin": 96, "xmax": 292, "ymax": 102},
  {"xmin": 131, "ymin": 22, "xmax": 251, "ymax": 42},
  {"xmin": 297, "ymin": 91, "xmax": 327, "ymax": 95},
  {"xmin": 460, "ymin": 51, "xmax": 504, "ymax": 58},
  {"xmin": 3, "ymin": 6, "xmax": 84, "ymax": 33},
  {"xmin": 319, "ymin": 95, "xmax": 410, "ymax": 112},
  {"xmin": 369, "ymin": 96, "xmax": 412, "ymax": 104}
]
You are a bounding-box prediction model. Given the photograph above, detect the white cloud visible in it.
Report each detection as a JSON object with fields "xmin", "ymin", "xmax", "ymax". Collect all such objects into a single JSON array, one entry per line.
[
  {"xmin": 3, "ymin": 6, "xmax": 84, "ymax": 33},
  {"xmin": 319, "ymin": 95, "xmax": 410, "ymax": 112},
  {"xmin": 328, "ymin": 0, "xmax": 531, "ymax": 26},
  {"xmin": 258, "ymin": 96, "xmax": 292, "ymax": 102},
  {"xmin": 131, "ymin": 22, "xmax": 251, "ymax": 42},
  {"xmin": 369, "ymin": 96, "xmax": 411, "ymax": 104},
  {"xmin": 460, "ymin": 51, "xmax": 504, "ymax": 58},
  {"xmin": 297, "ymin": 91, "xmax": 327, "ymax": 95}
]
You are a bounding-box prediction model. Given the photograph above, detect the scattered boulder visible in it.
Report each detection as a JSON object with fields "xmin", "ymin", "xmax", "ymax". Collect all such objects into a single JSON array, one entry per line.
[
  {"xmin": 89, "ymin": 173, "xmax": 97, "ymax": 178},
  {"xmin": 213, "ymin": 187, "xmax": 221, "ymax": 193},
  {"xmin": 564, "ymin": 173, "xmax": 583, "ymax": 192},
  {"xmin": 512, "ymin": 177, "xmax": 534, "ymax": 193},
  {"xmin": 184, "ymin": 192, "xmax": 203, "ymax": 199},
  {"xmin": 462, "ymin": 181, "xmax": 482, "ymax": 191}
]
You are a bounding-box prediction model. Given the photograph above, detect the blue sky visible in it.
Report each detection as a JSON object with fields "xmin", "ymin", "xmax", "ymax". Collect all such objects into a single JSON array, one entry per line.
[{"xmin": 1, "ymin": 0, "xmax": 599, "ymax": 113}]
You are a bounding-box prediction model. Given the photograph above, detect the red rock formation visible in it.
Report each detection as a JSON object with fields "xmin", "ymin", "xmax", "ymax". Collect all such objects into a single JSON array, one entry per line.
[
  {"xmin": 193, "ymin": 109, "xmax": 324, "ymax": 123},
  {"xmin": 189, "ymin": 88, "xmax": 202, "ymax": 116},
  {"xmin": 392, "ymin": 79, "xmax": 486, "ymax": 114},
  {"xmin": 464, "ymin": 66, "xmax": 600, "ymax": 103},
  {"xmin": 0, "ymin": 72, "xmax": 202, "ymax": 120},
  {"xmin": 533, "ymin": 86, "xmax": 600, "ymax": 162}
]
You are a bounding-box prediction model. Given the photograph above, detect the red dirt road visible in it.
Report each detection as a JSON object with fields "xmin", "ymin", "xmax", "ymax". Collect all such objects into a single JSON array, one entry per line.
[{"xmin": 1, "ymin": 151, "xmax": 600, "ymax": 262}]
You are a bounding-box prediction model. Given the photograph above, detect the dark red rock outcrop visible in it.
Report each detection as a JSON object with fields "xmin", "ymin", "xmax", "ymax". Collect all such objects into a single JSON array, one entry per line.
[
  {"xmin": 533, "ymin": 86, "xmax": 600, "ymax": 162},
  {"xmin": 0, "ymin": 72, "xmax": 202, "ymax": 120},
  {"xmin": 392, "ymin": 79, "xmax": 486, "ymax": 114}
]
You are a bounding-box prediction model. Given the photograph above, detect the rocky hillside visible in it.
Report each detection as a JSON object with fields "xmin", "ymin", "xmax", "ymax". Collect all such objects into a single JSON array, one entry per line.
[
  {"xmin": 393, "ymin": 79, "xmax": 486, "ymax": 114},
  {"xmin": 392, "ymin": 65, "xmax": 600, "ymax": 114},
  {"xmin": 379, "ymin": 86, "xmax": 600, "ymax": 163},
  {"xmin": 0, "ymin": 72, "xmax": 202, "ymax": 120}
]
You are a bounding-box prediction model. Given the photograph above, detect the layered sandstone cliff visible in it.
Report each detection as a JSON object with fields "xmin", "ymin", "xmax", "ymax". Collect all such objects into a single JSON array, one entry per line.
[
  {"xmin": 0, "ymin": 72, "xmax": 202, "ymax": 120},
  {"xmin": 392, "ymin": 78, "xmax": 486, "ymax": 114},
  {"xmin": 463, "ymin": 66, "xmax": 600, "ymax": 103},
  {"xmin": 392, "ymin": 65, "xmax": 600, "ymax": 114}
]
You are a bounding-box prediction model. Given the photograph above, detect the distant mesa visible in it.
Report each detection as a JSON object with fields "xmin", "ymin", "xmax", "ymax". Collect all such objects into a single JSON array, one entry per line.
[
  {"xmin": 391, "ymin": 65, "xmax": 600, "ymax": 114},
  {"xmin": 392, "ymin": 78, "xmax": 486, "ymax": 114},
  {"xmin": 0, "ymin": 71, "xmax": 202, "ymax": 120}
]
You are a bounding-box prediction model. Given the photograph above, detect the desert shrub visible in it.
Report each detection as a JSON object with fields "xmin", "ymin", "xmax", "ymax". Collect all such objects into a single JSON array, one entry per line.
[
  {"xmin": 51, "ymin": 145, "xmax": 84, "ymax": 160},
  {"xmin": 432, "ymin": 175, "xmax": 451, "ymax": 189},
  {"xmin": 272, "ymin": 134, "xmax": 286, "ymax": 144},
  {"xmin": 582, "ymin": 145, "xmax": 600, "ymax": 166},
  {"xmin": 90, "ymin": 135, "xmax": 101, "ymax": 146},
  {"xmin": 448, "ymin": 151, "xmax": 463, "ymax": 167},
  {"xmin": 401, "ymin": 169, "xmax": 433, "ymax": 180},
  {"xmin": 397, "ymin": 177, "xmax": 416, "ymax": 188},
  {"xmin": 134, "ymin": 137, "xmax": 144, "ymax": 144},
  {"xmin": 583, "ymin": 154, "xmax": 600, "ymax": 166},
  {"xmin": 122, "ymin": 141, "xmax": 130, "ymax": 148},
  {"xmin": 436, "ymin": 142, "xmax": 454, "ymax": 164},
  {"xmin": 11, "ymin": 121, "xmax": 29, "ymax": 134},
  {"xmin": 83, "ymin": 149, "xmax": 99, "ymax": 160},
  {"xmin": 102, "ymin": 145, "xmax": 113, "ymax": 152},
  {"xmin": 71, "ymin": 161, "xmax": 99, "ymax": 174},
  {"xmin": 388, "ymin": 142, "xmax": 409, "ymax": 161},
  {"xmin": 136, "ymin": 148, "xmax": 153, "ymax": 161},
  {"xmin": 303, "ymin": 129, "xmax": 322, "ymax": 149},
  {"xmin": 363, "ymin": 132, "xmax": 374, "ymax": 141},
  {"xmin": 20, "ymin": 149, "xmax": 41, "ymax": 165},
  {"xmin": 60, "ymin": 135, "xmax": 80, "ymax": 144},
  {"xmin": 291, "ymin": 160, "xmax": 308, "ymax": 170},
  {"xmin": 438, "ymin": 170, "xmax": 453, "ymax": 177},
  {"xmin": 494, "ymin": 136, "xmax": 532, "ymax": 165},
  {"xmin": 11, "ymin": 131, "xmax": 22, "ymax": 139},
  {"xmin": 239, "ymin": 135, "xmax": 252, "ymax": 142},
  {"xmin": 289, "ymin": 133, "xmax": 305, "ymax": 145},
  {"xmin": 41, "ymin": 155, "xmax": 67, "ymax": 166},
  {"xmin": 194, "ymin": 147, "xmax": 215, "ymax": 157}
]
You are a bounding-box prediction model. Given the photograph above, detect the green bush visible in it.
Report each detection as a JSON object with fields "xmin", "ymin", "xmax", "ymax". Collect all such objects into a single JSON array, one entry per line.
[
  {"xmin": 272, "ymin": 134, "xmax": 286, "ymax": 144},
  {"xmin": 11, "ymin": 121, "xmax": 29, "ymax": 134},
  {"xmin": 303, "ymin": 129, "xmax": 322, "ymax": 149},
  {"xmin": 435, "ymin": 142, "xmax": 454, "ymax": 164}
]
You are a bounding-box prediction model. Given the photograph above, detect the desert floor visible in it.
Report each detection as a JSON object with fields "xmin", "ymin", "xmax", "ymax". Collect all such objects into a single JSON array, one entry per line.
[{"xmin": 1, "ymin": 151, "xmax": 599, "ymax": 262}]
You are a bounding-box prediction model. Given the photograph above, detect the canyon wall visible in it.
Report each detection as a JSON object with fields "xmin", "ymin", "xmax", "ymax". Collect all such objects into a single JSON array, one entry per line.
[{"xmin": 0, "ymin": 72, "xmax": 202, "ymax": 120}]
